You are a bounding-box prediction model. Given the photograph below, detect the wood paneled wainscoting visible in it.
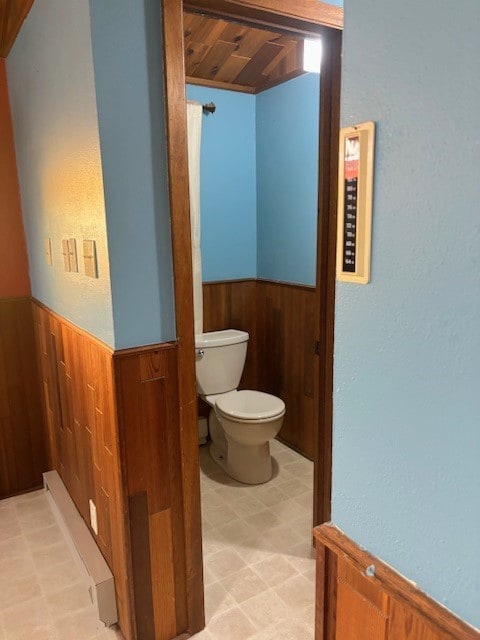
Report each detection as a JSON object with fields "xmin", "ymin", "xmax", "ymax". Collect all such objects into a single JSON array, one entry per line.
[
  {"xmin": 33, "ymin": 300, "xmax": 200, "ymax": 640},
  {"xmin": 34, "ymin": 301, "xmax": 132, "ymax": 637},
  {"xmin": 0, "ymin": 297, "xmax": 47, "ymax": 498},
  {"xmin": 256, "ymin": 279, "xmax": 318, "ymax": 460},
  {"xmin": 203, "ymin": 279, "xmax": 258, "ymax": 390},
  {"xmin": 315, "ymin": 524, "xmax": 480, "ymax": 640},
  {"xmin": 202, "ymin": 278, "xmax": 318, "ymax": 460},
  {"xmin": 114, "ymin": 344, "xmax": 189, "ymax": 640}
]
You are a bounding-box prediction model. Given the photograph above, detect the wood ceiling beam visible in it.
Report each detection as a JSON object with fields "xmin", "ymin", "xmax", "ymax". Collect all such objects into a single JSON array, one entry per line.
[{"xmin": 184, "ymin": 0, "xmax": 343, "ymax": 34}]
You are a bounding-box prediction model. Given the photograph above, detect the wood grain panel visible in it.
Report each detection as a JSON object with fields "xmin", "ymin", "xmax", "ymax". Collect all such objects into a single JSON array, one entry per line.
[
  {"xmin": 33, "ymin": 301, "xmax": 195, "ymax": 640},
  {"xmin": 336, "ymin": 557, "xmax": 389, "ymax": 640},
  {"xmin": 0, "ymin": 0, "xmax": 34, "ymax": 58},
  {"xmin": 315, "ymin": 524, "xmax": 480, "ymax": 640},
  {"xmin": 0, "ymin": 59, "xmax": 31, "ymax": 298},
  {"xmin": 129, "ymin": 492, "xmax": 155, "ymax": 640},
  {"xmin": 389, "ymin": 599, "xmax": 452, "ymax": 640},
  {"xmin": 313, "ymin": 25, "xmax": 341, "ymax": 529},
  {"xmin": 234, "ymin": 40, "xmax": 284, "ymax": 86},
  {"xmin": 150, "ymin": 510, "xmax": 177, "ymax": 639},
  {"xmin": 184, "ymin": 12, "xmax": 306, "ymax": 93},
  {"xmin": 184, "ymin": 0, "xmax": 343, "ymax": 32},
  {"xmin": 162, "ymin": 2, "xmax": 205, "ymax": 634},
  {"xmin": 256, "ymin": 280, "xmax": 317, "ymax": 460},
  {"xmin": 33, "ymin": 301, "xmax": 132, "ymax": 640},
  {"xmin": 213, "ymin": 54, "xmax": 250, "ymax": 83},
  {"xmin": 0, "ymin": 297, "xmax": 47, "ymax": 498},
  {"xmin": 193, "ymin": 39, "xmax": 238, "ymax": 80},
  {"xmin": 203, "ymin": 279, "xmax": 257, "ymax": 390},
  {"xmin": 202, "ymin": 279, "xmax": 317, "ymax": 460},
  {"xmin": 114, "ymin": 343, "xmax": 190, "ymax": 639}
]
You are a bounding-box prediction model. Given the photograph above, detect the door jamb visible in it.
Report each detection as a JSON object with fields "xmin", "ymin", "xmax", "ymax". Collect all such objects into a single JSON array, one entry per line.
[{"xmin": 161, "ymin": 1, "xmax": 342, "ymax": 635}]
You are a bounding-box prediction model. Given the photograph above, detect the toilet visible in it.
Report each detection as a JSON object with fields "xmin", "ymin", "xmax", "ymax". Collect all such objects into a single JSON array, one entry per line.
[{"xmin": 195, "ymin": 329, "xmax": 285, "ymax": 485}]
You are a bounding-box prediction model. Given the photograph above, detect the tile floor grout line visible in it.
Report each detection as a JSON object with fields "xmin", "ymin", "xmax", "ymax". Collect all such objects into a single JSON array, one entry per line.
[
  {"xmin": 200, "ymin": 438, "xmax": 316, "ymax": 639},
  {"xmin": 0, "ymin": 489, "xmax": 121, "ymax": 640}
]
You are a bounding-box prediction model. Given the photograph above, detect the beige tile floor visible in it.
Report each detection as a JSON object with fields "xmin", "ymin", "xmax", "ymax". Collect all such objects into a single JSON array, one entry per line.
[
  {"xmin": 195, "ymin": 438, "xmax": 316, "ymax": 640},
  {"xmin": 0, "ymin": 490, "xmax": 122, "ymax": 640},
  {"xmin": 0, "ymin": 440, "xmax": 315, "ymax": 640}
]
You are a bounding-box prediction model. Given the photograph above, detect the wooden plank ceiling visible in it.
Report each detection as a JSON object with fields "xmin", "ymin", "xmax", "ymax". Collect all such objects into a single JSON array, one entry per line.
[
  {"xmin": 184, "ymin": 12, "xmax": 306, "ymax": 94},
  {"xmin": 0, "ymin": 0, "xmax": 34, "ymax": 58}
]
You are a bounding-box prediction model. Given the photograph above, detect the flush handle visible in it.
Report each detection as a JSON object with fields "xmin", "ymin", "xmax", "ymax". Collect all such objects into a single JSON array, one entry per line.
[{"xmin": 196, "ymin": 349, "xmax": 205, "ymax": 359}]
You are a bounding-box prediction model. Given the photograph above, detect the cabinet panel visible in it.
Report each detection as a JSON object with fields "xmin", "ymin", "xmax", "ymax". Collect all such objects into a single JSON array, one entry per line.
[
  {"xmin": 315, "ymin": 525, "xmax": 480, "ymax": 640},
  {"xmin": 389, "ymin": 598, "xmax": 450, "ymax": 640},
  {"xmin": 336, "ymin": 557, "xmax": 389, "ymax": 640}
]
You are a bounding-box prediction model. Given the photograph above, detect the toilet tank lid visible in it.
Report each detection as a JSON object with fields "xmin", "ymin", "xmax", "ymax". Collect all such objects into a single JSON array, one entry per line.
[{"xmin": 195, "ymin": 329, "xmax": 249, "ymax": 348}]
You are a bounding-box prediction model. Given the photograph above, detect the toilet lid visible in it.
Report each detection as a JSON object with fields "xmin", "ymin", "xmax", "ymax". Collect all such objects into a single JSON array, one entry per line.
[{"xmin": 215, "ymin": 390, "xmax": 285, "ymax": 421}]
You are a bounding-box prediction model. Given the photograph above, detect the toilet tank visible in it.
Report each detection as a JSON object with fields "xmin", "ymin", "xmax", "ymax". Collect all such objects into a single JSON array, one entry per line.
[{"xmin": 195, "ymin": 330, "xmax": 249, "ymax": 395}]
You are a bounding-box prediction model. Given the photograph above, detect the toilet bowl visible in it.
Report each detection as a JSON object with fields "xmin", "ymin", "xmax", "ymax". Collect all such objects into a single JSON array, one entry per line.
[
  {"xmin": 195, "ymin": 330, "xmax": 286, "ymax": 485},
  {"xmin": 215, "ymin": 390, "xmax": 285, "ymax": 484}
]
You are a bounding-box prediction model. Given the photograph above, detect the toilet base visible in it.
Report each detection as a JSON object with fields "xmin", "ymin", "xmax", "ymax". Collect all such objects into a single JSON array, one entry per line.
[
  {"xmin": 227, "ymin": 438, "xmax": 272, "ymax": 485},
  {"xmin": 209, "ymin": 442, "xmax": 229, "ymax": 476},
  {"xmin": 209, "ymin": 440, "xmax": 272, "ymax": 485},
  {"xmin": 207, "ymin": 406, "xmax": 279, "ymax": 485}
]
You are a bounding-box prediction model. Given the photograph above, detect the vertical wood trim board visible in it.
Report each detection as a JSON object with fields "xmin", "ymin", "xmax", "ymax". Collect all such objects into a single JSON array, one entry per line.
[
  {"xmin": 162, "ymin": 1, "xmax": 205, "ymax": 634},
  {"xmin": 313, "ymin": 27, "xmax": 342, "ymax": 526},
  {"xmin": 114, "ymin": 344, "xmax": 189, "ymax": 639},
  {"xmin": 314, "ymin": 524, "xmax": 480, "ymax": 640},
  {"xmin": 128, "ymin": 492, "xmax": 155, "ymax": 640},
  {"xmin": 0, "ymin": 297, "xmax": 47, "ymax": 498}
]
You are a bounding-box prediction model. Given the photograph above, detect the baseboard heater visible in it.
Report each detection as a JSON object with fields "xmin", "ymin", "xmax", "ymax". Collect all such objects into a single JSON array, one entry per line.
[{"xmin": 43, "ymin": 471, "xmax": 118, "ymax": 627}]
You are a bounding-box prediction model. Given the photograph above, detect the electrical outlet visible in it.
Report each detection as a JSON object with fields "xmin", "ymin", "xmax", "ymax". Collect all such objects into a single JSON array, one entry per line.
[{"xmin": 89, "ymin": 499, "xmax": 98, "ymax": 535}]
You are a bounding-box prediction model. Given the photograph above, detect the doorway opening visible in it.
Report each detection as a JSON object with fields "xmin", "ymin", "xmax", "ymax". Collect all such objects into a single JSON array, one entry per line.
[{"xmin": 162, "ymin": 1, "xmax": 342, "ymax": 636}]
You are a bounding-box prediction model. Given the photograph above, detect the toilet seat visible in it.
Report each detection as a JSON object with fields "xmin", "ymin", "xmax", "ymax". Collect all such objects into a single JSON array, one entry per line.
[{"xmin": 215, "ymin": 390, "xmax": 285, "ymax": 422}]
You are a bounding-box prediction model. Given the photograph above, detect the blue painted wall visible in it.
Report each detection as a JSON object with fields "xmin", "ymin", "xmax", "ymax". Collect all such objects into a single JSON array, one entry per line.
[
  {"xmin": 7, "ymin": 0, "xmax": 115, "ymax": 346},
  {"xmin": 256, "ymin": 74, "xmax": 320, "ymax": 285},
  {"xmin": 89, "ymin": 0, "xmax": 175, "ymax": 348},
  {"xmin": 188, "ymin": 74, "xmax": 319, "ymax": 285},
  {"xmin": 186, "ymin": 85, "xmax": 257, "ymax": 282},
  {"xmin": 333, "ymin": 0, "xmax": 480, "ymax": 628}
]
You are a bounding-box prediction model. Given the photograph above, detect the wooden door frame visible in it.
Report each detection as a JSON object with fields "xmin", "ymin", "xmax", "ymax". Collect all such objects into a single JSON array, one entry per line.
[{"xmin": 162, "ymin": 1, "xmax": 342, "ymax": 635}]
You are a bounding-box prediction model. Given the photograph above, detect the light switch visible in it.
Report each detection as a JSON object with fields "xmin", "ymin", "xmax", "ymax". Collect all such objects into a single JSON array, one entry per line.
[
  {"xmin": 44, "ymin": 238, "xmax": 53, "ymax": 266},
  {"xmin": 83, "ymin": 240, "xmax": 98, "ymax": 278},
  {"xmin": 68, "ymin": 238, "xmax": 78, "ymax": 273},
  {"xmin": 62, "ymin": 239, "xmax": 70, "ymax": 272}
]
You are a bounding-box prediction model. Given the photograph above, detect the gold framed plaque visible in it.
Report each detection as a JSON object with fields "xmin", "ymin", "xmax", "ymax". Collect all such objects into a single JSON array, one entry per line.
[{"xmin": 336, "ymin": 121, "xmax": 375, "ymax": 284}]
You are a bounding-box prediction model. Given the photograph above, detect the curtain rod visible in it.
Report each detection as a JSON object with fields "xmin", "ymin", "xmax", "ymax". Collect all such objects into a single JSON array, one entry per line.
[{"xmin": 202, "ymin": 102, "xmax": 216, "ymax": 115}]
